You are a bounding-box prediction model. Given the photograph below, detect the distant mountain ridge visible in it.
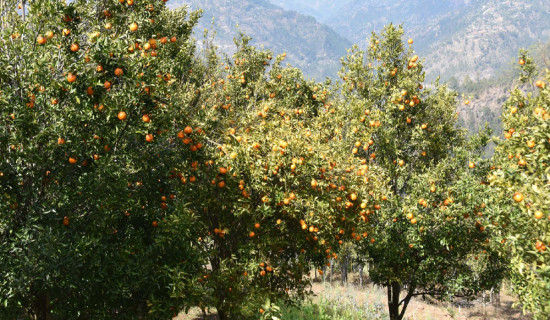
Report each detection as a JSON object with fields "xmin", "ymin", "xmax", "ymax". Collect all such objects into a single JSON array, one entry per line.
[
  {"xmin": 168, "ymin": 0, "xmax": 352, "ymax": 79},
  {"xmin": 275, "ymin": 0, "xmax": 550, "ymax": 83}
]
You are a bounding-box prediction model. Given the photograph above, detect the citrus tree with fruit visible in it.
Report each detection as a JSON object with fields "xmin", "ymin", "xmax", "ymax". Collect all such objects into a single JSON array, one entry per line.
[
  {"xmin": 489, "ymin": 52, "xmax": 550, "ymax": 319},
  {"xmin": 173, "ymin": 35, "xmax": 386, "ymax": 319},
  {"xmin": 0, "ymin": 0, "xmax": 207, "ymax": 318},
  {"xmin": 338, "ymin": 24, "xmax": 505, "ymax": 320}
]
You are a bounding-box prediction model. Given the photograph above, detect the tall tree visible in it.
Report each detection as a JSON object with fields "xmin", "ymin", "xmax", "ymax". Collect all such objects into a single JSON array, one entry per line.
[
  {"xmin": 339, "ymin": 24, "xmax": 504, "ymax": 320},
  {"xmin": 489, "ymin": 51, "xmax": 550, "ymax": 319},
  {"xmin": 0, "ymin": 0, "xmax": 205, "ymax": 318}
]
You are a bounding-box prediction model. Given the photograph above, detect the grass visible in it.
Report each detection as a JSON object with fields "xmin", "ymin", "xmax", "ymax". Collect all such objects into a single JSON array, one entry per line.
[
  {"xmin": 178, "ymin": 274, "xmax": 531, "ymax": 320},
  {"xmin": 280, "ymin": 282, "xmax": 388, "ymax": 320}
]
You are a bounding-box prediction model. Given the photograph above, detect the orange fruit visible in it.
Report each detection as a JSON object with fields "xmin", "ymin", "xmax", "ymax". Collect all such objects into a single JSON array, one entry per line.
[
  {"xmin": 117, "ymin": 111, "xmax": 127, "ymax": 120},
  {"xmin": 68, "ymin": 157, "xmax": 77, "ymax": 164},
  {"xmin": 145, "ymin": 133, "xmax": 153, "ymax": 142},
  {"xmin": 513, "ymin": 192, "xmax": 524, "ymax": 202},
  {"xmin": 311, "ymin": 179, "xmax": 318, "ymax": 188},
  {"xmin": 114, "ymin": 68, "xmax": 124, "ymax": 77},
  {"xmin": 67, "ymin": 73, "xmax": 77, "ymax": 83},
  {"xmin": 70, "ymin": 43, "xmax": 79, "ymax": 52},
  {"xmin": 152, "ymin": 221, "xmax": 158, "ymax": 228},
  {"xmin": 36, "ymin": 35, "xmax": 46, "ymax": 45},
  {"xmin": 63, "ymin": 216, "xmax": 70, "ymax": 226},
  {"xmin": 129, "ymin": 22, "xmax": 138, "ymax": 32},
  {"xmin": 142, "ymin": 114, "xmax": 150, "ymax": 123},
  {"xmin": 184, "ymin": 126, "xmax": 193, "ymax": 134}
]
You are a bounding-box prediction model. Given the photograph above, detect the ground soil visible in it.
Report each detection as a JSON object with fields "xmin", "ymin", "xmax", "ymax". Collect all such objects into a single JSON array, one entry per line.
[{"xmin": 177, "ymin": 272, "xmax": 531, "ymax": 320}]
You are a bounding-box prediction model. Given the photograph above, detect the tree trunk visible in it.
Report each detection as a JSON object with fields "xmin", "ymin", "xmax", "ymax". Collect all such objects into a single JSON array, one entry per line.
[
  {"xmin": 217, "ymin": 308, "xmax": 228, "ymax": 320},
  {"xmin": 358, "ymin": 264, "xmax": 364, "ymax": 288},
  {"xmin": 330, "ymin": 258, "xmax": 334, "ymax": 284},
  {"xmin": 32, "ymin": 294, "xmax": 52, "ymax": 320},
  {"xmin": 341, "ymin": 255, "xmax": 347, "ymax": 286},
  {"xmin": 491, "ymin": 282, "xmax": 501, "ymax": 308},
  {"xmin": 387, "ymin": 282, "xmax": 401, "ymax": 320}
]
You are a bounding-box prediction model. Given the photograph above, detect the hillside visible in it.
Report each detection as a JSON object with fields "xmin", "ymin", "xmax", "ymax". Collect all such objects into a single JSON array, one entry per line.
[
  {"xmin": 324, "ymin": 0, "xmax": 550, "ymax": 83},
  {"xmin": 269, "ymin": 0, "xmax": 353, "ymax": 21},
  {"xmin": 168, "ymin": 0, "xmax": 352, "ymax": 80}
]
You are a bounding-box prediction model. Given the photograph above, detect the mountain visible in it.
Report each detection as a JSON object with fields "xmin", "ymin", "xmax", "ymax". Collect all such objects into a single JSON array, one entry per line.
[
  {"xmin": 269, "ymin": 0, "xmax": 353, "ymax": 21},
  {"xmin": 323, "ymin": 0, "xmax": 550, "ymax": 82},
  {"xmin": 168, "ymin": 0, "xmax": 352, "ymax": 80}
]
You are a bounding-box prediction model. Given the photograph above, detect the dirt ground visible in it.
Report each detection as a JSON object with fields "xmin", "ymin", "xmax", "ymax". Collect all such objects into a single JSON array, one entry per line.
[{"xmin": 177, "ymin": 273, "xmax": 531, "ymax": 320}]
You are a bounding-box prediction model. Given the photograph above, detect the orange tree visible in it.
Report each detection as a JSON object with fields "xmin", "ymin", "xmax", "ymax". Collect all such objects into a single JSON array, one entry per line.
[
  {"xmin": 338, "ymin": 24, "xmax": 505, "ymax": 320},
  {"xmin": 174, "ymin": 35, "xmax": 386, "ymax": 319},
  {"xmin": 489, "ymin": 52, "xmax": 550, "ymax": 319},
  {"xmin": 0, "ymin": 0, "xmax": 207, "ymax": 318}
]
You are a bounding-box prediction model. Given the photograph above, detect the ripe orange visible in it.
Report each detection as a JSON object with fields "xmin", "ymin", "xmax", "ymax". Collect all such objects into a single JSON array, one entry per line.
[
  {"xmin": 254, "ymin": 223, "xmax": 260, "ymax": 229},
  {"xmin": 184, "ymin": 126, "xmax": 193, "ymax": 134},
  {"xmin": 152, "ymin": 221, "xmax": 158, "ymax": 228},
  {"xmin": 68, "ymin": 157, "xmax": 77, "ymax": 164},
  {"xmin": 218, "ymin": 181, "xmax": 225, "ymax": 188},
  {"xmin": 142, "ymin": 114, "xmax": 150, "ymax": 123},
  {"xmin": 104, "ymin": 81, "xmax": 112, "ymax": 89},
  {"xmin": 45, "ymin": 31, "xmax": 54, "ymax": 39},
  {"xmin": 70, "ymin": 43, "xmax": 79, "ymax": 52},
  {"xmin": 117, "ymin": 111, "xmax": 127, "ymax": 120},
  {"xmin": 129, "ymin": 22, "xmax": 138, "ymax": 32},
  {"xmin": 63, "ymin": 216, "xmax": 70, "ymax": 226},
  {"xmin": 57, "ymin": 137, "xmax": 65, "ymax": 145},
  {"xmin": 249, "ymin": 231, "xmax": 255, "ymax": 238},
  {"xmin": 311, "ymin": 179, "xmax": 318, "ymax": 188},
  {"xmin": 407, "ymin": 38, "xmax": 413, "ymax": 44},
  {"xmin": 36, "ymin": 35, "xmax": 46, "ymax": 45},
  {"xmin": 114, "ymin": 68, "xmax": 124, "ymax": 77},
  {"xmin": 170, "ymin": 36, "xmax": 177, "ymax": 43},
  {"xmin": 67, "ymin": 73, "xmax": 77, "ymax": 83},
  {"xmin": 468, "ymin": 162, "xmax": 475, "ymax": 169},
  {"xmin": 219, "ymin": 167, "xmax": 227, "ymax": 175},
  {"xmin": 534, "ymin": 211, "xmax": 543, "ymax": 219},
  {"xmin": 145, "ymin": 133, "xmax": 153, "ymax": 142},
  {"xmin": 519, "ymin": 59, "xmax": 525, "ymax": 65},
  {"xmin": 513, "ymin": 192, "xmax": 524, "ymax": 202}
]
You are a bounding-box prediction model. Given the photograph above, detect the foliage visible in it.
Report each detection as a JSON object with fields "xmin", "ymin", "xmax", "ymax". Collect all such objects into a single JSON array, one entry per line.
[
  {"xmin": 489, "ymin": 52, "xmax": 550, "ymax": 319},
  {"xmin": 0, "ymin": 0, "xmax": 206, "ymax": 318},
  {"xmin": 172, "ymin": 33, "xmax": 387, "ymax": 319},
  {"xmin": 338, "ymin": 24, "xmax": 505, "ymax": 320}
]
